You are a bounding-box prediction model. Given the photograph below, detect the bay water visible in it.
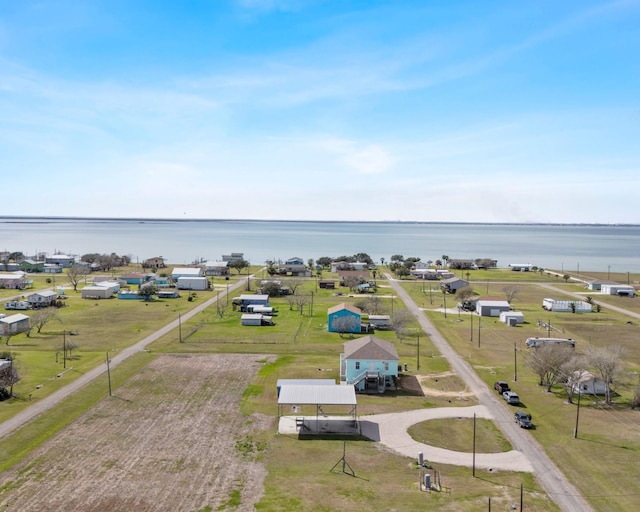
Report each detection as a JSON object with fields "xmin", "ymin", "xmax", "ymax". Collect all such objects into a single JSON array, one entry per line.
[{"xmin": 1, "ymin": 217, "xmax": 639, "ymax": 273}]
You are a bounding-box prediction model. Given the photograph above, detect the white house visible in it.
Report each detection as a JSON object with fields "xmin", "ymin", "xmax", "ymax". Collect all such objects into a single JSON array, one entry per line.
[
  {"xmin": 204, "ymin": 261, "xmax": 230, "ymax": 276},
  {"xmin": 508, "ymin": 263, "xmax": 533, "ymax": 271},
  {"xmin": 27, "ymin": 290, "xmax": 58, "ymax": 308},
  {"xmin": 569, "ymin": 371, "xmax": 607, "ymax": 395}
]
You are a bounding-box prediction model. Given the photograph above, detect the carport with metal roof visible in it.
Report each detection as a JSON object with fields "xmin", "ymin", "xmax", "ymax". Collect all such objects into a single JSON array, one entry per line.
[{"xmin": 277, "ymin": 384, "xmax": 359, "ymax": 435}]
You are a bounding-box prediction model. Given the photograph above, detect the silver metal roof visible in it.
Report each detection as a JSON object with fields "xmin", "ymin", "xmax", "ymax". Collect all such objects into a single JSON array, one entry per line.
[{"xmin": 278, "ymin": 384, "xmax": 356, "ymax": 405}]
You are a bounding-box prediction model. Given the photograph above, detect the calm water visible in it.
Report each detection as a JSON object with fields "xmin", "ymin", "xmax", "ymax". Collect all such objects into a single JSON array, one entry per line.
[{"xmin": 1, "ymin": 217, "xmax": 639, "ymax": 272}]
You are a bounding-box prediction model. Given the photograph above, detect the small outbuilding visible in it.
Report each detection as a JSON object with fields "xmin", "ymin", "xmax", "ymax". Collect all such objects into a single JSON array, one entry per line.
[
  {"xmin": 499, "ymin": 311, "xmax": 524, "ymax": 326},
  {"xmin": 600, "ymin": 284, "xmax": 635, "ymax": 297},
  {"xmin": 569, "ymin": 371, "xmax": 607, "ymax": 395},
  {"xmin": 176, "ymin": 276, "xmax": 209, "ymax": 290},
  {"xmin": 0, "ymin": 314, "xmax": 30, "ymax": 335},
  {"xmin": 241, "ymin": 313, "xmax": 274, "ymax": 326}
]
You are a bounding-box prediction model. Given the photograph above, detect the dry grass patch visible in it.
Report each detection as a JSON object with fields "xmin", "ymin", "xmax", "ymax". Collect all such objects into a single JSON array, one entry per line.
[{"xmin": 0, "ymin": 354, "xmax": 273, "ymax": 512}]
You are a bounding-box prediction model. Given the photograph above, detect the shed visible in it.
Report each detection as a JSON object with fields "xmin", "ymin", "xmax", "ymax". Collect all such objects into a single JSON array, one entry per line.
[
  {"xmin": 176, "ymin": 276, "xmax": 209, "ymax": 290},
  {"xmin": 0, "ymin": 314, "xmax": 30, "ymax": 335},
  {"xmin": 171, "ymin": 267, "xmax": 204, "ymax": 280},
  {"xmin": 82, "ymin": 283, "xmax": 118, "ymax": 299},
  {"xmin": 475, "ymin": 299, "xmax": 510, "ymax": 317},
  {"xmin": 241, "ymin": 313, "xmax": 273, "ymax": 326},
  {"xmin": 499, "ymin": 311, "xmax": 524, "ymax": 325},
  {"xmin": 600, "ymin": 284, "xmax": 635, "ymax": 297},
  {"xmin": 441, "ymin": 277, "xmax": 469, "ymax": 294},
  {"xmin": 157, "ymin": 289, "xmax": 180, "ymax": 299}
]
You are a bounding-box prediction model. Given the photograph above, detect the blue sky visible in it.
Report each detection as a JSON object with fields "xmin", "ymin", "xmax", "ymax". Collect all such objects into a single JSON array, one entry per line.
[{"xmin": 1, "ymin": 0, "xmax": 639, "ymax": 223}]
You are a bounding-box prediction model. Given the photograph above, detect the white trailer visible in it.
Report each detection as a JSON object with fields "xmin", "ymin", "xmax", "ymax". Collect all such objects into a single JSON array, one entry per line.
[{"xmin": 525, "ymin": 337, "xmax": 576, "ymax": 349}]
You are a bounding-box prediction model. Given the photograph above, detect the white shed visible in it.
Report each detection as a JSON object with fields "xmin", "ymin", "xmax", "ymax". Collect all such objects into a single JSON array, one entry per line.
[
  {"xmin": 499, "ymin": 311, "xmax": 524, "ymax": 325},
  {"xmin": 241, "ymin": 313, "xmax": 271, "ymax": 326},
  {"xmin": 600, "ymin": 284, "xmax": 635, "ymax": 297},
  {"xmin": 475, "ymin": 299, "xmax": 510, "ymax": 317},
  {"xmin": 176, "ymin": 277, "xmax": 209, "ymax": 290}
]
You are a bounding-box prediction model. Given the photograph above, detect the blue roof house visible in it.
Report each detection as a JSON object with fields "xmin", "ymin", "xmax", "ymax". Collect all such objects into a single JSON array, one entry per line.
[{"xmin": 340, "ymin": 336, "xmax": 399, "ymax": 393}]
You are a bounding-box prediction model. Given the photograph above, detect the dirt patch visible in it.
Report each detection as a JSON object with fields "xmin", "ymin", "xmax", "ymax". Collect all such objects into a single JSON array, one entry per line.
[
  {"xmin": 0, "ymin": 354, "xmax": 273, "ymax": 512},
  {"xmin": 417, "ymin": 372, "xmax": 476, "ymax": 399}
]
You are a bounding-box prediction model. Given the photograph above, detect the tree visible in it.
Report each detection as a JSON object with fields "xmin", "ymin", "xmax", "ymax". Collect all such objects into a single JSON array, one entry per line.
[
  {"xmin": 441, "ymin": 255, "xmax": 449, "ymax": 266},
  {"xmin": 560, "ymin": 353, "xmax": 589, "ymax": 404},
  {"xmin": 294, "ymin": 295, "xmax": 309, "ymax": 315},
  {"xmin": 526, "ymin": 344, "xmax": 574, "ymax": 391},
  {"xmin": 260, "ymin": 281, "xmax": 282, "ymax": 297},
  {"xmin": 455, "ymin": 286, "xmax": 475, "ymax": 304},
  {"xmin": 354, "ymin": 253, "xmax": 373, "ymax": 265},
  {"xmin": 316, "ymin": 256, "xmax": 332, "ymax": 268},
  {"xmin": 284, "ymin": 279, "xmax": 305, "ymax": 295},
  {"xmin": 138, "ymin": 283, "xmax": 157, "ymax": 301},
  {"xmin": 228, "ymin": 259, "xmax": 250, "ymax": 274},
  {"xmin": 563, "ymin": 274, "xmax": 570, "ymax": 282},
  {"xmin": 354, "ymin": 296, "xmax": 386, "ymax": 315},
  {"xmin": 307, "ymin": 258, "xmax": 314, "ymax": 270},
  {"xmin": 589, "ymin": 345, "xmax": 625, "ymax": 404},
  {"xmin": 342, "ymin": 275, "xmax": 361, "ymax": 292},
  {"xmin": 0, "ymin": 352, "xmax": 19, "ymax": 399},
  {"xmin": 67, "ymin": 264, "xmax": 90, "ymax": 291},
  {"xmin": 391, "ymin": 310, "xmax": 411, "ymax": 340},
  {"xmin": 503, "ymin": 286, "xmax": 518, "ymax": 304},
  {"xmin": 390, "ymin": 254, "xmax": 404, "ymax": 263},
  {"xmin": 330, "ymin": 316, "xmax": 358, "ymax": 338},
  {"xmin": 29, "ymin": 307, "xmax": 61, "ymax": 335}
]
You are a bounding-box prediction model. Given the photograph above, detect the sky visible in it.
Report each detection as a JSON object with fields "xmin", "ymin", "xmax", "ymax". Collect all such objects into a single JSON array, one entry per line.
[{"xmin": 1, "ymin": 0, "xmax": 639, "ymax": 223}]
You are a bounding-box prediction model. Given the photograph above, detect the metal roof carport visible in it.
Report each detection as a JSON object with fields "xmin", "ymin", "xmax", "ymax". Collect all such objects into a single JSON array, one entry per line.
[{"xmin": 277, "ymin": 385, "xmax": 359, "ymax": 435}]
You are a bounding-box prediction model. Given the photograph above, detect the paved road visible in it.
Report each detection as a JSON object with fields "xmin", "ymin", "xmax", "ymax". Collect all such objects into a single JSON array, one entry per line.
[
  {"xmin": 385, "ymin": 274, "xmax": 594, "ymax": 512},
  {"xmin": 0, "ymin": 278, "xmax": 248, "ymax": 440}
]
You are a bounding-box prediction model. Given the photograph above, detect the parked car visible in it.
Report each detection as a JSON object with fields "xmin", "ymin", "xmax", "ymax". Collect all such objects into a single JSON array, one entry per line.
[
  {"xmin": 494, "ymin": 381, "xmax": 510, "ymax": 393},
  {"xmin": 502, "ymin": 391, "xmax": 520, "ymax": 404},
  {"xmin": 515, "ymin": 411, "xmax": 532, "ymax": 428}
]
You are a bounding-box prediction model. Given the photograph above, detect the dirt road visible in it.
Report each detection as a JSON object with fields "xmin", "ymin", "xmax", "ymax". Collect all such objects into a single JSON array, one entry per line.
[{"xmin": 385, "ymin": 274, "xmax": 594, "ymax": 512}]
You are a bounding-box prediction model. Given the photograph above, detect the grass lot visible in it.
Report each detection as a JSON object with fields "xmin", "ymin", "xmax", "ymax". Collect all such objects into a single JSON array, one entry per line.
[
  {"xmin": 1, "ymin": 266, "xmax": 638, "ymax": 510},
  {"xmin": 401, "ymin": 274, "xmax": 640, "ymax": 512},
  {"xmin": 408, "ymin": 418, "xmax": 512, "ymax": 453}
]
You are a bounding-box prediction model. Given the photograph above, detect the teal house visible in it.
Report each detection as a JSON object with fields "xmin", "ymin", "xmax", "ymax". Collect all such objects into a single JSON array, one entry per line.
[
  {"xmin": 327, "ymin": 303, "xmax": 362, "ymax": 333},
  {"xmin": 340, "ymin": 335, "xmax": 399, "ymax": 393}
]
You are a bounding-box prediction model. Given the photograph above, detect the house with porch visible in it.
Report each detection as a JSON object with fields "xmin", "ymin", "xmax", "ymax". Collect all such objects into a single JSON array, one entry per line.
[
  {"xmin": 327, "ymin": 303, "xmax": 362, "ymax": 334},
  {"xmin": 340, "ymin": 335, "xmax": 399, "ymax": 393},
  {"xmin": 204, "ymin": 261, "xmax": 230, "ymax": 276},
  {"xmin": 27, "ymin": 290, "xmax": 58, "ymax": 308}
]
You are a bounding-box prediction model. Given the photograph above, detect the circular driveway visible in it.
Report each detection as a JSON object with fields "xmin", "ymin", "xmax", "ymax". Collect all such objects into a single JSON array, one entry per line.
[{"xmin": 360, "ymin": 405, "xmax": 533, "ymax": 472}]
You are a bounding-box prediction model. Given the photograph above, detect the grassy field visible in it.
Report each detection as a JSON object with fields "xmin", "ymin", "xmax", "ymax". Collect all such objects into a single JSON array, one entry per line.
[
  {"xmin": 401, "ymin": 275, "xmax": 640, "ymax": 512},
  {"xmin": 1, "ymin": 266, "xmax": 638, "ymax": 510}
]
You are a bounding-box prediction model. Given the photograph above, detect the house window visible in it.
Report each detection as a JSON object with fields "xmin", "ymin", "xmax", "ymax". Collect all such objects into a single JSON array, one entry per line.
[
  {"xmin": 355, "ymin": 362, "xmax": 360, "ymax": 370},
  {"xmin": 384, "ymin": 362, "xmax": 389, "ymax": 371}
]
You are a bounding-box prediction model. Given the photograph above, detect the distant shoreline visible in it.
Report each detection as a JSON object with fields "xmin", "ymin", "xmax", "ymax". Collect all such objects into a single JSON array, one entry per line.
[{"xmin": 1, "ymin": 215, "xmax": 638, "ymax": 227}]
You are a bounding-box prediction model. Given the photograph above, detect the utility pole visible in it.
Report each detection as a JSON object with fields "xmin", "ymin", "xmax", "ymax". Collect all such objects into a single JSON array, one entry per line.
[
  {"xmin": 472, "ymin": 412, "xmax": 477, "ymax": 477},
  {"xmin": 573, "ymin": 391, "xmax": 582, "ymax": 439},
  {"xmin": 178, "ymin": 313, "xmax": 183, "ymax": 343},
  {"xmin": 477, "ymin": 317, "xmax": 481, "ymax": 348},
  {"xmin": 63, "ymin": 330, "xmax": 67, "ymax": 369},
  {"xmin": 106, "ymin": 352, "xmax": 112, "ymax": 397},
  {"xmin": 417, "ymin": 333, "xmax": 420, "ymax": 371},
  {"xmin": 470, "ymin": 311, "xmax": 473, "ymax": 342},
  {"xmin": 514, "ymin": 341, "xmax": 518, "ymax": 382}
]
